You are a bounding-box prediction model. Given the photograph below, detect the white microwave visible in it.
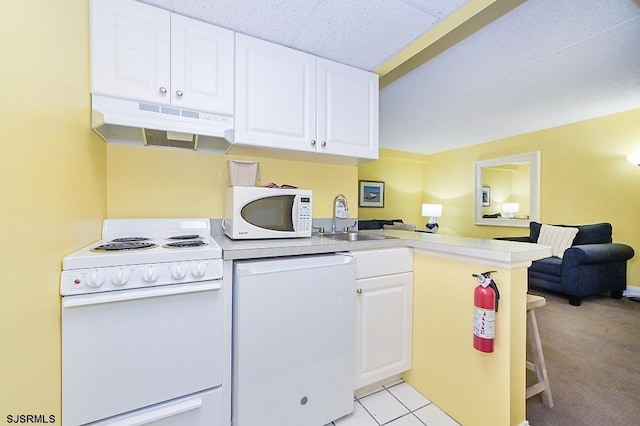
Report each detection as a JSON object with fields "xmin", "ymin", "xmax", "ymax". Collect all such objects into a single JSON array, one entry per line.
[{"xmin": 224, "ymin": 187, "xmax": 313, "ymax": 239}]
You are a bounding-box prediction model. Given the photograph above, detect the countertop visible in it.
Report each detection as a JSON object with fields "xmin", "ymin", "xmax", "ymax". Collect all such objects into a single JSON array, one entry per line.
[{"xmin": 214, "ymin": 230, "xmax": 551, "ymax": 269}]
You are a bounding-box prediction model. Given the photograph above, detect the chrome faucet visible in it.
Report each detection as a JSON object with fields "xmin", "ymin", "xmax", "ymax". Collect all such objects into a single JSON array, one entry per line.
[{"xmin": 331, "ymin": 194, "xmax": 349, "ymax": 234}]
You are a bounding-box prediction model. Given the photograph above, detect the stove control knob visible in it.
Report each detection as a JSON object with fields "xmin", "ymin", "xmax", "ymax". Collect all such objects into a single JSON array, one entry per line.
[
  {"xmin": 171, "ymin": 264, "xmax": 186, "ymax": 280},
  {"xmin": 143, "ymin": 267, "xmax": 159, "ymax": 283},
  {"xmin": 87, "ymin": 271, "xmax": 105, "ymax": 288},
  {"xmin": 112, "ymin": 269, "xmax": 130, "ymax": 286},
  {"xmin": 192, "ymin": 262, "xmax": 206, "ymax": 278}
]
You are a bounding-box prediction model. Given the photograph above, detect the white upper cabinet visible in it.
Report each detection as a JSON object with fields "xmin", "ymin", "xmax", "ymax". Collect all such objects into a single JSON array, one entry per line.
[
  {"xmin": 317, "ymin": 58, "xmax": 379, "ymax": 159},
  {"xmin": 90, "ymin": 0, "xmax": 234, "ymax": 115},
  {"xmin": 91, "ymin": 0, "xmax": 170, "ymax": 104},
  {"xmin": 234, "ymin": 33, "xmax": 317, "ymax": 151},
  {"xmin": 233, "ymin": 33, "xmax": 379, "ymax": 161},
  {"xmin": 170, "ymin": 14, "xmax": 234, "ymax": 115}
]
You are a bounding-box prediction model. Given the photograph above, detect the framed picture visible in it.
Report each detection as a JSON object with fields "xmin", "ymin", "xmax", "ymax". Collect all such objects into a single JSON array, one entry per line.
[
  {"xmin": 482, "ymin": 186, "xmax": 491, "ymax": 207},
  {"xmin": 359, "ymin": 180, "xmax": 385, "ymax": 208}
]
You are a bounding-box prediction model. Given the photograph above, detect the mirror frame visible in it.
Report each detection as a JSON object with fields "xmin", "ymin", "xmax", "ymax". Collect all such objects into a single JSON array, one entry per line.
[{"xmin": 474, "ymin": 151, "xmax": 540, "ymax": 227}]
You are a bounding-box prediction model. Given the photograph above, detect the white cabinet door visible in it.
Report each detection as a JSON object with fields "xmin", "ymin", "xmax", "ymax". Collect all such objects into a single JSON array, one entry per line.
[
  {"xmin": 171, "ymin": 14, "xmax": 234, "ymax": 115},
  {"xmin": 355, "ymin": 272, "xmax": 413, "ymax": 389},
  {"xmin": 91, "ymin": 0, "xmax": 171, "ymax": 104},
  {"xmin": 234, "ymin": 33, "xmax": 317, "ymax": 151},
  {"xmin": 317, "ymin": 58, "xmax": 379, "ymax": 159},
  {"xmin": 91, "ymin": 0, "xmax": 234, "ymax": 115}
]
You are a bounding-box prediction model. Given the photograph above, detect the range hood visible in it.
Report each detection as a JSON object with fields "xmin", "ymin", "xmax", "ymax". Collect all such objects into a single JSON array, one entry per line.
[{"xmin": 91, "ymin": 95, "xmax": 233, "ymax": 152}]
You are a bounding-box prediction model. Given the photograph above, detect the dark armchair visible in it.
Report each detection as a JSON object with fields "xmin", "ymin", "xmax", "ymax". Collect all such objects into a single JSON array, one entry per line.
[{"xmin": 497, "ymin": 222, "xmax": 634, "ymax": 306}]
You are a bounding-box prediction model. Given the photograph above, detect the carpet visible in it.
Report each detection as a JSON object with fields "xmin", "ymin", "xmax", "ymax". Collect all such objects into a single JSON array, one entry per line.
[{"xmin": 525, "ymin": 290, "xmax": 640, "ymax": 425}]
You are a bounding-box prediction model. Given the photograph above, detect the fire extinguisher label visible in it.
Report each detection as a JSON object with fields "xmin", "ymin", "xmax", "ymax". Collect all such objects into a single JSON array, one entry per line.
[{"xmin": 473, "ymin": 307, "xmax": 495, "ymax": 338}]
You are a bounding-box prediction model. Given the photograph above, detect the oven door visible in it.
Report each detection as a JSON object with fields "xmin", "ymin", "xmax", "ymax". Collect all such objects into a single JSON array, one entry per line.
[{"xmin": 62, "ymin": 281, "xmax": 222, "ymax": 426}]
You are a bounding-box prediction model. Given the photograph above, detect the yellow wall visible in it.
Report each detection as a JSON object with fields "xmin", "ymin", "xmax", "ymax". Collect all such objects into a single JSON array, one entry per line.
[
  {"xmin": 358, "ymin": 149, "xmax": 429, "ymax": 228},
  {"xmin": 407, "ymin": 252, "xmax": 528, "ymax": 426},
  {"xmin": 362, "ymin": 110, "xmax": 640, "ymax": 285},
  {"xmin": 0, "ymin": 0, "xmax": 106, "ymax": 422},
  {"xmin": 512, "ymin": 164, "xmax": 530, "ymax": 216},
  {"xmin": 107, "ymin": 145, "xmax": 358, "ymax": 218}
]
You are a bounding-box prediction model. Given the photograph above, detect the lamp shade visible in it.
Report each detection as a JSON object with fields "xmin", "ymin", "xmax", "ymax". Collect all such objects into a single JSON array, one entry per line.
[
  {"xmin": 421, "ymin": 203, "xmax": 442, "ymax": 217},
  {"xmin": 627, "ymin": 153, "xmax": 640, "ymax": 165},
  {"xmin": 503, "ymin": 203, "xmax": 520, "ymax": 213}
]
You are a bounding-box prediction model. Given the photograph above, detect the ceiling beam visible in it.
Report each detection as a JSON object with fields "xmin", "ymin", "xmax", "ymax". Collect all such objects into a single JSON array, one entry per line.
[{"xmin": 377, "ymin": 0, "xmax": 526, "ymax": 89}]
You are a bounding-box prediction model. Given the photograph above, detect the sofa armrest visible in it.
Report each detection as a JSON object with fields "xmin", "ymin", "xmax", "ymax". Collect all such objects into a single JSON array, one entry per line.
[
  {"xmin": 563, "ymin": 243, "xmax": 635, "ymax": 266},
  {"xmin": 494, "ymin": 236, "xmax": 532, "ymax": 243}
]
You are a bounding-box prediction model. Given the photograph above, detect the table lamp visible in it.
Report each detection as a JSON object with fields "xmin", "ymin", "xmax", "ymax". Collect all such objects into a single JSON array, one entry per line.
[
  {"xmin": 422, "ymin": 204, "xmax": 442, "ymax": 233},
  {"xmin": 503, "ymin": 202, "xmax": 520, "ymax": 219}
]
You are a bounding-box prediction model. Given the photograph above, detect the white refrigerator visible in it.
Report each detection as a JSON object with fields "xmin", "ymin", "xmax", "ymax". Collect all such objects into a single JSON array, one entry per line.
[{"xmin": 233, "ymin": 253, "xmax": 356, "ymax": 426}]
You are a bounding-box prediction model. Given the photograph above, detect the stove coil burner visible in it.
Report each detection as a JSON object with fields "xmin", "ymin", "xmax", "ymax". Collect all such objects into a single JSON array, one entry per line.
[
  {"xmin": 110, "ymin": 237, "xmax": 152, "ymax": 243},
  {"xmin": 92, "ymin": 242, "xmax": 158, "ymax": 252},
  {"xmin": 167, "ymin": 234, "xmax": 203, "ymax": 241},
  {"xmin": 163, "ymin": 240, "xmax": 208, "ymax": 249}
]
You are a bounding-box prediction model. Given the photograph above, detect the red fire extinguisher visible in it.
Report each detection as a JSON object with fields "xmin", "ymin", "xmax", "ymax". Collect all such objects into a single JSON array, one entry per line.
[{"xmin": 473, "ymin": 271, "xmax": 500, "ymax": 353}]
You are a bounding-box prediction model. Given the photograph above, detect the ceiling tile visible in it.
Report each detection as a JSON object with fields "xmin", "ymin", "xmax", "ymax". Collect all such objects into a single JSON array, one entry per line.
[
  {"xmin": 399, "ymin": 0, "xmax": 467, "ymax": 17},
  {"xmin": 293, "ymin": 0, "xmax": 440, "ymax": 69},
  {"xmin": 137, "ymin": 0, "xmax": 173, "ymax": 9},
  {"xmin": 145, "ymin": 0, "xmax": 324, "ymax": 46}
]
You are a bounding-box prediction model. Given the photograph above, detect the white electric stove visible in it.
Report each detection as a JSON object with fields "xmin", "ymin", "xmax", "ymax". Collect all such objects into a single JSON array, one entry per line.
[
  {"xmin": 61, "ymin": 218, "xmax": 225, "ymax": 426},
  {"xmin": 61, "ymin": 218, "xmax": 223, "ymax": 295}
]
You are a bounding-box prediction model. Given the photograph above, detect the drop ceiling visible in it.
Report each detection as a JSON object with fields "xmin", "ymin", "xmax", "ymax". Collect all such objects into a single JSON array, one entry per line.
[{"xmin": 137, "ymin": 0, "xmax": 640, "ymax": 155}]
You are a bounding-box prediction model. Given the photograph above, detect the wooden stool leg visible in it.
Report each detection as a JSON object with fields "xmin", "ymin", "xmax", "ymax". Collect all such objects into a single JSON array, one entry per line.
[{"xmin": 526, "ymin": 308, "xmax": 554, "ymax": 408}]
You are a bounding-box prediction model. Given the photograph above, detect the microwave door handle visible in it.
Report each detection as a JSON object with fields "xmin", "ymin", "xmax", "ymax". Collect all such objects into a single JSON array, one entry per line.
[{"xmin": 292, "ymin": 196, "xmax": 299, "ymax": 232}]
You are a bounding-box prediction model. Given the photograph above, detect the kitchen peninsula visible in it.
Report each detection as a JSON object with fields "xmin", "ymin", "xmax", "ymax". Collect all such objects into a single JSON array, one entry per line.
[{"xmin": 216, "ymin": 229, "xmax": 550, "ymax": 426}]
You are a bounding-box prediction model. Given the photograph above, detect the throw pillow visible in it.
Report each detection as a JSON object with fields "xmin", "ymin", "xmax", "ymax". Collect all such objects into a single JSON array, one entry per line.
[{"xmin": 537, "ymin": 224, "xmax": 579, "ymax": 258}]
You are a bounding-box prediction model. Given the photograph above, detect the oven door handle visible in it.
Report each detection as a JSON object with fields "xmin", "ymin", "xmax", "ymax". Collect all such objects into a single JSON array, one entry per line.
[
  {"xmin": 103, "ymin": 395, "xmax": 203, "ymax": 426},
  {"xmin": 62, "ymin": 282, "xmax": 221, "ymax": 308}
]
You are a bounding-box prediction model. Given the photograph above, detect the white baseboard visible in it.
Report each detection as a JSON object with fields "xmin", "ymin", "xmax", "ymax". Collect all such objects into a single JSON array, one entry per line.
[
  {"xmin": 623, "ymin": 285, "xmax": 640, "ymax": 298},
  {"xmin": 520, "ymin": 421, "xmax": 530, "ymax": 426},
  {"xmin": 354, "ymin": 374, "xmax": 403, "ymax": 398}
]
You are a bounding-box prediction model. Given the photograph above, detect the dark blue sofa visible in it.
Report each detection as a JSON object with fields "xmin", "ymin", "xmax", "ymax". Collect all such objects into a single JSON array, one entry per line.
[
  {"xmin": 497, "ymin": 222, "xmax": 634, "ymax": 306},
  {"xmin": 357, "ymin": 219, "xmax": 404, "ymax": 230}
]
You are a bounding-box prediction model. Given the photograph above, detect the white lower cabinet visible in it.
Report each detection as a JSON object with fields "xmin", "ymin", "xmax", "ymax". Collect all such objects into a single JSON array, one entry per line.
[{"xmin": 352, "ymin": 248, "xmax": 413, "ymax": 390}]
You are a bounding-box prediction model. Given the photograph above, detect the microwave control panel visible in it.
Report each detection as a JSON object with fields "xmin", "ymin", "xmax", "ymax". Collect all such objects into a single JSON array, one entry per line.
[{"xmin": 298, "ymin": 197, "xmax": 312, "ymax": 232}]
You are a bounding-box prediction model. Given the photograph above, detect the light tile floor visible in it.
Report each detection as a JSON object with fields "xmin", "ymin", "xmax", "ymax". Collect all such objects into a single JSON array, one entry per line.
[{"xmin": 327, "ymin": 380, "xmax": 460, "ymax": 426}]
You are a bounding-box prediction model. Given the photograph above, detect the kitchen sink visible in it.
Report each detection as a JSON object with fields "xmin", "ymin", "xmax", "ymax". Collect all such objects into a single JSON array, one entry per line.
[{"xmin": 316, "ymin": 232, "xmax": 398, "ymax": 242}]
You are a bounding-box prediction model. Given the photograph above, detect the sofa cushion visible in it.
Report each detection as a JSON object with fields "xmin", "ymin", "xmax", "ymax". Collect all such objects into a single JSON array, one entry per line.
[
  {"xmin": 529, "ymin": 256, "xmax": 563, "ymax": 277},
  {"xmin": 530, "ymin": 221, "xmax": 543, "ymax": 242},
  {"xmin": 528, "ymin": 222, "xmax": 612, "ymax": 246},
  {"xmin": 537, "ymin": 224, "xmax": 579, "ymax": 258},
  {"xmin": 572, "ymin": 223, "xmax": 612, "ymax": 245}
]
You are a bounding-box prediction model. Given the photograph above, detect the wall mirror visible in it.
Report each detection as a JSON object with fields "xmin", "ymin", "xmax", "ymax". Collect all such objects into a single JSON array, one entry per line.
[{"xmin": 474, "ymin": 152, "xmax": 540, "ymax": 227}]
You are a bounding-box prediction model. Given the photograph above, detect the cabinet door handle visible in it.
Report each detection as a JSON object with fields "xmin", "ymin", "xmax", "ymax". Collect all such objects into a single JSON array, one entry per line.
[
  {"xmin": 321, "ymin": 141, "xmax": 327, "ymax": 147},
  {"xmin": 159, "ymin": 87, "xmax": 167, "ymax": 95},
  {"xmin": 356, "ymin": 288, "xmax": 362, "ymax": 294},
  {"xmin": 311, "ymin": 140, "xmax": 316, "ymax": 146},
  {"xmin": 176, "ymin": 90, "xmax": 184, "ymax": 97}
]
